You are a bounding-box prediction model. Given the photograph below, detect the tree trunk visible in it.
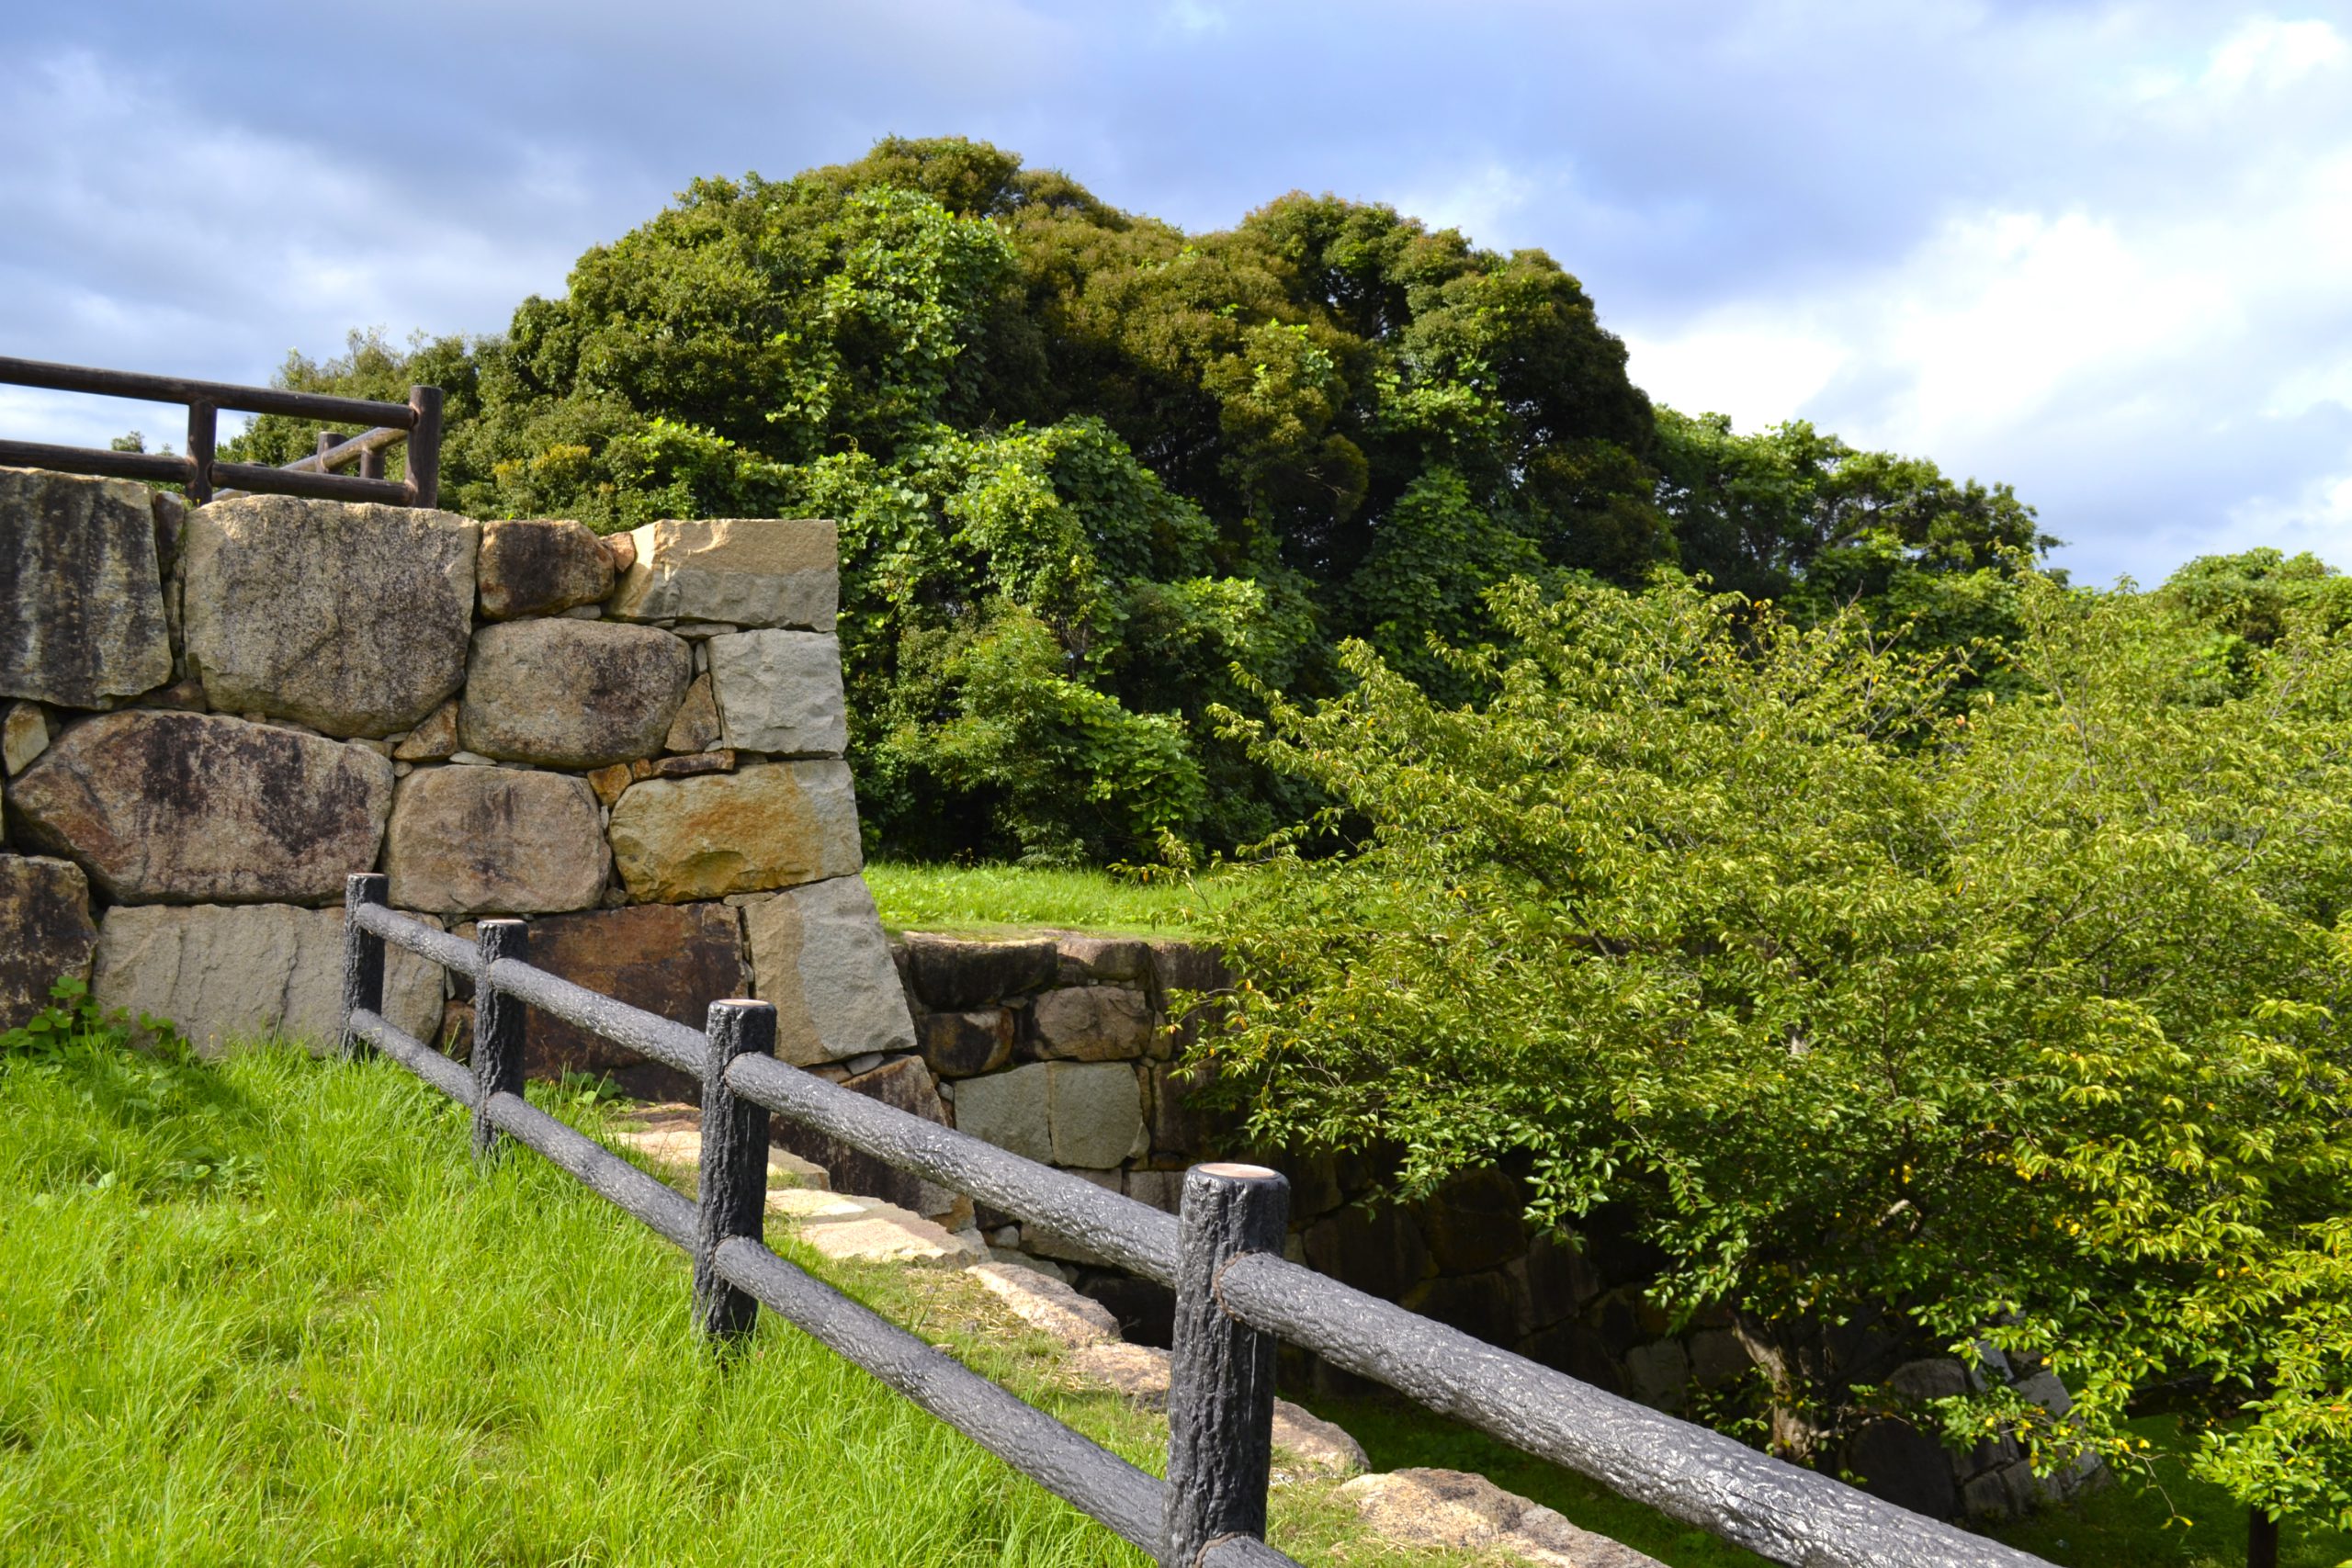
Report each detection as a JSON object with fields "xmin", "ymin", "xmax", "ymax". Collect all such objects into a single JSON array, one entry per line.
[{"xmin": 2248, "ymin": 1506, "xmax": 2279, "ymax": 1568}]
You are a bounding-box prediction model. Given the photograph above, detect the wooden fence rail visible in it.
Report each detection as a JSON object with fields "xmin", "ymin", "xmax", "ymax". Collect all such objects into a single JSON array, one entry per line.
[
  {"xmin": 0, "ymin": 354, "xmax": 440, "ymax": 506},
  {"xmin": 338, "ymin": 877, "xmax": 2052, "ymax": 1568}
]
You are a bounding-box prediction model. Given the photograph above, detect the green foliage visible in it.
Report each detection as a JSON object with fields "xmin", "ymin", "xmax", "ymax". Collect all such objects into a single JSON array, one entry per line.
[
  {"xmin": 2158, "ymin": 550, "xmax": 2352, "ymax": 702},
  {"xmin": 240, "ymin": 138, "xmax": 1701, "ymax": 863},
  {"xmin": 1652, "ymin": 409, "xmax": 2056, "ymax": 655},
  {"xmin": 1200, "ymin": 571, "xmax": 2352, "ymax": 1523}
]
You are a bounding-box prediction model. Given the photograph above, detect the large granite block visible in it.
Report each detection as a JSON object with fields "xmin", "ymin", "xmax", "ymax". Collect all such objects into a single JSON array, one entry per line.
[
  {"xmin": 90, "ymin": 901, "xmax": 445, "ymax": 1055},
  {"xmin": 0, "ymin": 468, "xmax": 174, "ymax": 708},
  {"xmin": 0, "ymin": 854, "xmax": 98, "ymax": 1031},
  {"xmin": 383, "ymin": 766, "xmax": 609, "ymax": 915},
  {"xmin": 8, "ymin": 711, "xmax": 392, "ymax": 904},
  {"xmin": 607, "ymin": 760, "xmax": 860, "ymax": 902},
  {"xmin": 458, "ymin": 619, "xmax": 691, "ymax": 768},
  {"xmin": 183, "ymin": 495, "xmax": 477, "ymax": 737},
  {"xmin": 605, "ymin": 518, "xmax": 836, "ymax": 629},
  {"xmin": 507, "ymin": 901, "xmax": 747, "ymax": 1089},
  {"xmin": 742, "ymin": 874, "xmax": 914, "ymax": 1066},
  {"xmin": 707, "ymin": 629, "xmax": 847, "ymax": 755},
  {"xmin": 477, "ymin": 517, "xmax": 615, "ymax": 619}
]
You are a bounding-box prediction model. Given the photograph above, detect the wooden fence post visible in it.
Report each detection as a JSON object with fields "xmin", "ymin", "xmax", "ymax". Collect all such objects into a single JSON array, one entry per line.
[
  {"xmin": 471, "ymin": 919, "xmax": 527, "ymax": 1163},
  {"xmin": 186, "ymin": 398, "xmax": 215, "ymax": 504},
  {"xmin": 1164, "ymin": 1162, "xmax": 1289, "ymax": 1567},
  {"xmin": 404, "ymin": 384, "xmax": 441, "ymax": 509},
  {"xmin": 695, "ymin": 998, "xmax": 775, "ymax": 1341},
  {"xmin": 339, "ymin": 873, "xmax": 388, "ymax": 1060}
]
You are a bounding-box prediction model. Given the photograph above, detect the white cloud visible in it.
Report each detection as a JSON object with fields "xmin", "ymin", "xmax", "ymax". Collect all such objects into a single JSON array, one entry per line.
[
  {"xmin": 1622, "ymin": 319, "xmax": 1848, "ymax": 434},
  {"xmin": 2201, "ymin": 14, "xmax": 2347, "ymax": 94},
  {"xmin": 1611, "ymin": 10, "xmax": 2352, "ymax": 585}
]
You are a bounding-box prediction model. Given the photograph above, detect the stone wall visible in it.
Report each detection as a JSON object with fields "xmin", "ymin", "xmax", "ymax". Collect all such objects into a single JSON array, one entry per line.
[
  {"xmin": 873, "ymin": 928, "xmax": 2098, "ymax": 1525},
  {"xmin": 0, "ymin": 469, "xmax": 907, "ymax": 1094}
]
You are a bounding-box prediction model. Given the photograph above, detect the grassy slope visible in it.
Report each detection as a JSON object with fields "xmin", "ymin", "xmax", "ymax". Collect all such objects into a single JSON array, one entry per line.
[
  {"xmin": 864, "ymin": 862, "xmax": 1228, "ymax": 938},
  {"xmin": 0, "ymin": 1039, "xmax": 1448, "ymax": 1567}
]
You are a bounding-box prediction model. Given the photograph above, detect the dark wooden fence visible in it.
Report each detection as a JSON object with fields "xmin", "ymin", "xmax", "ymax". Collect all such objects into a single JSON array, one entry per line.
[
  {"xmin": 338, "ymin": 875, "xmax": 2054, "ymax": 1568},
  {"xmin": 0, "ymin": 354, "xmax": 440, "ymax": 507}
]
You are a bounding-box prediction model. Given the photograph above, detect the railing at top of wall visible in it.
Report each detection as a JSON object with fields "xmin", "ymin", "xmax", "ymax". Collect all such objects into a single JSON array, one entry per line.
[
  {"xmin": 335, "ymin": 874, "xmax": 2053, "ymax": 1568},
  {"xmin": 0, "ymin": 354, "xmax": 440, "ymax": 507}
]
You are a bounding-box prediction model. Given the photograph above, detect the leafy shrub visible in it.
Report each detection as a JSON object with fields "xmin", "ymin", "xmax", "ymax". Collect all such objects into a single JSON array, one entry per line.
[{"xmin": 1199, "ymin": 571, "xmax": 2352, "ymax": 1524}]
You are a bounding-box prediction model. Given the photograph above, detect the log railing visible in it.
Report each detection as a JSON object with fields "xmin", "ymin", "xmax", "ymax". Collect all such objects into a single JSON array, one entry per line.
[
  {"xmin": 0, "ymin": 354, "xmax": 440, "ymax": 507},
  {"xmin": 338, "ymin": 875, "xmax": 2053, "ymax": 1568}
]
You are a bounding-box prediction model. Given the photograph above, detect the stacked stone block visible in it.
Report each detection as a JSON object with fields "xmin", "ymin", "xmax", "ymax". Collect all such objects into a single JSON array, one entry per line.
[{"xmin": 0, "ymin": 472, "xmax": 905, "ymax": 1089}]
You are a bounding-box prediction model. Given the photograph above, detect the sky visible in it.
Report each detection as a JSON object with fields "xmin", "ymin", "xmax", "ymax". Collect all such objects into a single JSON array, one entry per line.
[{"xmin": 4, "ymin": 0, "xmax": 2348, "ymax": 586}]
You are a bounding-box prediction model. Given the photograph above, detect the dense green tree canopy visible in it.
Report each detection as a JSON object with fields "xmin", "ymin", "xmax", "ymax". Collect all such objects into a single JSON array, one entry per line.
[
  {"xmin": 231, "ymin": 136, "xmax": 2045, "ymax": 862},
  {"xmin": 1196, "ymin": 571, "xmax": 2352, "ymax": 1526}
]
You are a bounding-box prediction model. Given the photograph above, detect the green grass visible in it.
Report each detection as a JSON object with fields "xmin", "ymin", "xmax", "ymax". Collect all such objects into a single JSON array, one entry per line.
[
  {"xmin": 864, "ymin": 861, "xmax": 1233, "ymax": 938},
  {"xmin": 0, "ymin": 1033, "xmax": 1454, "ymax": 1567},
  {"xmin": 1306, "ymin": 1394, "xmax": 2352, "ymax": 1568}
]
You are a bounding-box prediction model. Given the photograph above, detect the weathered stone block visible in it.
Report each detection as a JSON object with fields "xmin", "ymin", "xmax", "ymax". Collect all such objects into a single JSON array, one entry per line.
[
  {"xmin": 706, "ymin": 629, "xmax": 847, "ymax": 755},
  {"xmin": 1845, "ymin": 1418, "xmax": 1959, "ymax": 1521},
  {"xmin": 0, "ymin": 854, "xmax": 97, "ymax": 1031},
  {"xmin": 1146, "ymin": 1059, "xmax": 1209, "ymax": 1154},
  {"xmin": 950, "ymin": 1062, "xmax": 1052, "ymax": 1163},
  {"xmin": 383, "ymin": 766, "xmax": 608, "ymax": 915},
  {"xmin": 741, "ymin": 874, "xmax": 914, "ymax": 1066},
  {"xmin": 4, "ymin": 701, "xmax": 49, "ymax": 774},
  {"xmin": 1124, "ymin": 1168, "xmax": 1185, "ymax": 1213},
  {"xmin": 1885, "ymin": 1358, "xmax": 1970, "ymax": 1404},
  {"xmin": 1521, "ymin": 1229, "xmax": 1602, "ymax": 1322},
  {"xmin": 663, "ymin": 673, "xmax": 721, "ymax": 753},
  {"xmin": 1147, "ymin": 938, "xmax": 1230, "ymax": 1001},
  {"xmin": 392, "ymin": 698, "xmax": 458, "ymax": 761},
  {"xmin": 899, "ymin": 934, "xmax": 1059, "ymax": 1010},
  {"xmin": 477, "ymin": 517, "xmax": 614, "ymax": 619},
  {"xmin": 1419, "ymin": 1168, "xmax": 1528, "ymax": 1275},
  {"xmin": 1687, "ymin": 1328, "xmax": 1751, "ymax": 1390},
  {"xmin": 918, "ymin": 1008, "xmax": 1013, "ymax": 1077},
  {"xmin": 1622, "ymin": 1338, "xmax": 1691, "ymax": 1412},
  {"xmin": 90, "ymin": 901, "xmax": 444, "ymax": 1055},
  {"xmin": 605, "ymin": 518, "xmax": 837, "ymax": 630},
  {"xmin": 458, "ymin": 619, "xmax": 691, "ymax": 768},
  {"xmin": 1048, "ymin": 1060, "xmax": 1147, "ymax": 1168},
  {"xmin": 631, "ymin": 750, "xmax": 735, "ymax": 782},
  {"xmin": 10, "ymin": 711, "xmax": 392, "ymax": 904},
  {"xmin": 1304, "ymin": 1201, "xmax": 1430, "ymax": 1301},
  {"xmin": 607, "ymin": 760, "xmax": 859, "ymax": 903},
  {"xmin": 1056, "ymin": 936, "xmax": 1150, "ymax": 985},
  {"xmin": 183, "ymin": 496, "xmax": 477, "ymax": 737},
  {"xmin": 513, "ymin": 901, "xmax": 746, "ymax": 1085},
  {"xmin": 1028, "ymin": 984, "xmax": 1152, "ymax": 1061},
  {"xmin": 0, "ymin": 468, "xmax": 175, "ymax": 709},
  {"xmin": 773, "ymin": 1055, "xmax": 956, "ymax": 1218}
]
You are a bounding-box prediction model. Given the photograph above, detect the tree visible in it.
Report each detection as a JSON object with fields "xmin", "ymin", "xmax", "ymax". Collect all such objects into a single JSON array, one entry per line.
[
  {"xmin": 1652, "ymin": 409, "xmax": 2057, "ymax": 652},
  {"xmin": 1195, "ymin": 570, "xmax": 2352, "ymax": 1530},
  {"xmin": 227, "ymin": 138, "xmax": 1673, "ymax": 863}
]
